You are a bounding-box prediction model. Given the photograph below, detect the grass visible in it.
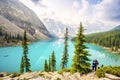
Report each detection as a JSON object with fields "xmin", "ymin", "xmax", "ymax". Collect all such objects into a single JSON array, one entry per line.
[
  {"xmin": 96, "ymin": 66, "xmax": 120, "ymax": 77},
  {"xmin": 58, "ymin": 68, "xmax": 71, "ymax": 74},
  {"xmin": 56, "ymin": 77, "xmax": 61, "ymax": 80},
  {"xmin": 39, "ymin": 73, "xmax": 44, "ymax": 77},
  {"xmin": 9, "ymin": 72, "xmax": 21, "ymax": 78},
  {"xmin": 22, "ymin": 78, "xmax": 29, "ymax": 80}
]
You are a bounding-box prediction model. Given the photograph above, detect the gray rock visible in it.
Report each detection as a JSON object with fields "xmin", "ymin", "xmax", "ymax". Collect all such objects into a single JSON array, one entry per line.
[
  {"xmin": 105, "ymin": 73, "xmax": 120, "ymax": 80},
  {"xmin": 0, "ymin": 0, "xmax": 52, "ymax": 41}
]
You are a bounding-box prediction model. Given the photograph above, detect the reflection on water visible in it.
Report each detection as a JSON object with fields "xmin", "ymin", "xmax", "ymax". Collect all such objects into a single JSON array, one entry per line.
[
  {"xmin": 86, "ymin": 43, "xmax": 120, "ymax": 66},
  {"xmin": 0, "ymin": 39, "xmax": 120, "ymax": 73}
]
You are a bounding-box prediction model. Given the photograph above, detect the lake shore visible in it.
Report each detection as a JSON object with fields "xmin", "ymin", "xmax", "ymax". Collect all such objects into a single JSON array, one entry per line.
[
  {"xmin": 88, "ymin": 43, "xmax": 120, "ymax": 54},
  {"xmin": 1, "ymin": 71, "xmax": 120, "ymax": 80},
  {"xmin": 103, "ymin": 47, "xmax": 120, "ymax": 54},
  {"xmin": 0, "ymin": 41, "xmax": 32, "ymax": 47},
  {"xmin": 1, "ymin": 41, "xmax": 120, "ymax": 73}
]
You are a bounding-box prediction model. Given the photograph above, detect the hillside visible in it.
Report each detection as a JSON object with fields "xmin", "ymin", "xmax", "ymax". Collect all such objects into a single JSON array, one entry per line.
[
  {"xmin": 112, "ymin": 25, "xmax": 120, "ymax": 30},
  {"xmin": 0, "ymin": 0, "xmax": 52, "ymax": 44},
  {"xmin": 71, "ymin": 25, "xmax": 120, "ymax": 52},
  {"xmin": 86, "ymin": 25, "xmax": 120, "ymax": 52}
]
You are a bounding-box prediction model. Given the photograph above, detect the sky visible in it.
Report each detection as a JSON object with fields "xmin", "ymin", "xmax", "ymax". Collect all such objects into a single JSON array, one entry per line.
[{"xmin": 19, "ymin": 0, "xmax": 120, "ymax": 33}]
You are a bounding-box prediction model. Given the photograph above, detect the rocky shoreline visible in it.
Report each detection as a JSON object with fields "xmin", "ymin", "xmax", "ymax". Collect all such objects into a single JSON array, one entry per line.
[
  {"xmin": 89, "ymin": 43, "xmax": 120, "ymax": 54},
  {"xmin": 0, "ymin": 41, "xmax": 32, "ymax": 47},
  {"xmin": 0, "ymin": 71, "xmax": 120, "ymax": 80},
  {"xmin": 103, "ymin": 47, "xmax": 120, "ymax": 54}
]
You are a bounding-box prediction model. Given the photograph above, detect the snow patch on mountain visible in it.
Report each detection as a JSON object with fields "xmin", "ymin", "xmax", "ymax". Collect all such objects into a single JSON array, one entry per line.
[{"xmin": 43, "ymin": 18, "xmax": 76, "ymax": 38}]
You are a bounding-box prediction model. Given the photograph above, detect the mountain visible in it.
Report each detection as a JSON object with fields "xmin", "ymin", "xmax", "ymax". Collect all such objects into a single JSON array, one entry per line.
[
  {"xmin": 43, "ymin": 18, "xmax": 76, "ymax": 38},
  {"xmin": 112, "ymin": 25, "xmax": 120, "ymax": 30},
  {"xmin": 0, "ymin": 0, "xmax": 52, "ymax": 41}
]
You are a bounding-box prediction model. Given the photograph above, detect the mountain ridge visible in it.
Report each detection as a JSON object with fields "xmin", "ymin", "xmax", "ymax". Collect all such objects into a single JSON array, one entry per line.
[
  {"xmin": 0, "ymin": 0, "xmax": 52, "ymax": 41},
  {"xmin": 43, "ymin": 18, "xmax": 76, "ymax": 38},
  {"xmin": 112, "ymin": 25, "xmax": 120, "ymax": 30}
]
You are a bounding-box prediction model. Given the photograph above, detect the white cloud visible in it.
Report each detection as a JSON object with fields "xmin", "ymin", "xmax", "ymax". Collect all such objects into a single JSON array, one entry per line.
[
  {"xmin": 71, "ymin": 0, "xmax": 120, "ymax": 33},
  {"xmin": 94, "ymin": 0, "xmax": 120, "ymax": 21},
  {"xmin": 19, "ymin": 0, "xmax": 120, "ymax": 34},
  {"xmin": 72, "ymin": 1, "xmax": 80, "ymax": 9}
]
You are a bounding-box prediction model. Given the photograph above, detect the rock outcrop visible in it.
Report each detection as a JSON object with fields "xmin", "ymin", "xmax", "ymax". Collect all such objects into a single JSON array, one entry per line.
[
  {"xmin": 0, "ymin": 0, "xmax": 52, "ymax": 41},
  {"xmin": 1, "ymin": 72, "xmax": 118, "ymax": 80}
]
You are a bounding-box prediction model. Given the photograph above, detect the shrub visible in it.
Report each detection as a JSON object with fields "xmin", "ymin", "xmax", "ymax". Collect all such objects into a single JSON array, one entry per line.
[
  {"xmin": 96, "ymin": 66, "xmax": 120, "ymax": 77},
  {"xmin": 39, "ymin": 73, "xmax": 44, "ymax": 77},
  {"xmin": 10, "ymin": 72, "xmax": 20, "ymax": 78},
  {"xmin": 103, "ymin": 66, "xmax": 120, "ymax": 77},
  {"xmin": 56, "ymin": 78, "xmax": 61, "ymax": 80},
  {"xmin": 96, "ymin": 68, "xmax": 105, "ymax": 77},
  {"xmin": 23, "ymin": 78, "xmax": 29, "ymax": 80},
  {"xmin": 58, "ymin": 68, "xmax": 71, "ymax": 74}
]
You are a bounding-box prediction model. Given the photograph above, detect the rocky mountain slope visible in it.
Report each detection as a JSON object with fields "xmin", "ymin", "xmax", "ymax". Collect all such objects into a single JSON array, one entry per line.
[
  {"xmin": 43, "ymin": 18, "xmax": 76, "ymax": 38},
  {"xmin": 0, "ymin": 0, "xmax": 52, "ymax": 41}
]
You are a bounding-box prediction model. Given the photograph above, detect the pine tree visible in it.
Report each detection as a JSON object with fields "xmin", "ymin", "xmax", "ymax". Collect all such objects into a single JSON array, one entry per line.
[
  {"xmin": 72, "ymin": 22, "xmax": 91, "ymax": 74},
  {"xmin": 44, "ymin": 59, "xmax": 48, "ymax": 72},
  {"xmin": 51, "ymin": 51, "xmax": 56, "ymax": 72},
  {"xmin": 20, "ymin": 30, "xmax": 31, "ymax": 73},
  {"xmin": 48, "ymin": 56, "xmax": 51, "ymax": 71},
  {"xmin": 20, "ymin": 56, "xmax": 24, "ymax": 73},
  {"xmin": 61, "ymin": 27, "xmax": 69, "ymax": 69},
  {"xmin": 0, "ymin": 27, "xmax": 2, "ymax": 36}
]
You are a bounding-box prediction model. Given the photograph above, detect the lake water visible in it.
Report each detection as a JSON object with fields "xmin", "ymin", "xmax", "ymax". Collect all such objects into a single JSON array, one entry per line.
[{"xmin": 0, "ymin": 39, "xmax": 120, "ymax": 73}]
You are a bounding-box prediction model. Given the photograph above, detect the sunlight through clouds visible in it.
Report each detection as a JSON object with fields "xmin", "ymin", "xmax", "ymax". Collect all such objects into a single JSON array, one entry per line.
[{"xmin": 19, "ymin": 0, "xmax": 120, "ymax": 34}]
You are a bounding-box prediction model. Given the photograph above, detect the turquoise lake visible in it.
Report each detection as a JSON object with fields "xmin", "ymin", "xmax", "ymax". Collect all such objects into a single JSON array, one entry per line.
[{"xmin": 0, "ymin": 39, "xmax": 120, "ymax": 73}]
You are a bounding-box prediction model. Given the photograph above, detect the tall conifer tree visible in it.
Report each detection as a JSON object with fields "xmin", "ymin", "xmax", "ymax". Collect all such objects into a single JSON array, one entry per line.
[
  {"xmin": 51, "ymin": 51, "xmax": 56, "ymax": 72},
  {"xmin": 48, "ymin": 56, "xmax": 51, "ymax": 71},
  {"xmin": 61, "ymin": 28, "xmax": 69, "ymax": 69},
  {"xmin": 44, "ymin": 59, "xmax": 48, "ymax": 72},
  {"xmin": 20, "ymin": 56, "xmax": 24, "ymax": 73},
  {"xmin": 20, "ymin": 30, "xmax": 31, "ymax": 73},
  {"xmin": 72, "ymin": 22, "xmax": 91, "ymax": 74}
]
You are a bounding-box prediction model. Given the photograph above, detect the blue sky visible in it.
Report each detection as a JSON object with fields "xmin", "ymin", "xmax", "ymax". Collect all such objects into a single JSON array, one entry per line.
[{"xmin": 20, "ymin": 0, "xmax": 120, "ymax": 33}]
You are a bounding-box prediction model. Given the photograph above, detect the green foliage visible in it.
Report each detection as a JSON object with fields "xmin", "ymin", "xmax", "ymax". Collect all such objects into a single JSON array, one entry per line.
[
  {"xmin": 10, "ymin": 72, "xmax": 21, "ymax": 78},
  {"xmin": 39, "ymin": 73, "xmax": 44, "ymax": 77},
  {"xmin": 71, "ymin": 37, "xmax": 76, "ymax": 42},
  {"xmin": 86, "ymin": 30, "xmax": 120, "ymax": 52},
  {"xmin": 61, "ymin": 27, "xmax": 69, "ymax": 69},
  {"xmin": 48, "ymin": 56, "xmax": 51, "ymax": 71},
  {"xmin": 96, "ymin": 68, "xmax": 105, "ymax": 77},
  {"xmin": 72, "ymin": 22, "xmax": 91, "ymax": 74},
  {"xmin": 44, "ymin": 59, "xmax": 48, "ymax": 72},
  {"xmin": 0, "ymin": 27, "xmax": 22, "ymax": 42},
  {"xmin": 56, "ymin": 78, "xmax": 61, "ymax": 80},
  {"xmin": 20, "ymin": 56, "xmax": 24, "ymax": 73},
  {"xmin": 96, "ymin": 66, "xmax": 120, "ymax": 77},
  {"xmin": 20, "ymin": 30, "xmax": 31, "ymax": 73},
  {"xmin": 0, "ymin": 26, "xmax": 31, "ymax": 47},
  {"xmin": 21, "ymin": 78, "xmax": 29, "ymax": 80},
  {"xmin": 51, "ymin": 51, "xmax": 56, "ymax": 72},
  {"xmin": 58, "ymin": 68, "xmax": 71, "ymax": 74}
]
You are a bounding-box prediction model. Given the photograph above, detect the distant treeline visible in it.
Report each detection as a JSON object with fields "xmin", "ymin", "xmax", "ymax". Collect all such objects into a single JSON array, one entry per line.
[
  {"xmin": 86, "ymin": 30, "xmax": 120, "ymax": 51},
  {"xmin": 72, "ymin": 30, "xmax": 120, "ymax": 52},
  {"xmin": 0, "ymin": 27, "xmax": 22, "ymax": 43}
]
